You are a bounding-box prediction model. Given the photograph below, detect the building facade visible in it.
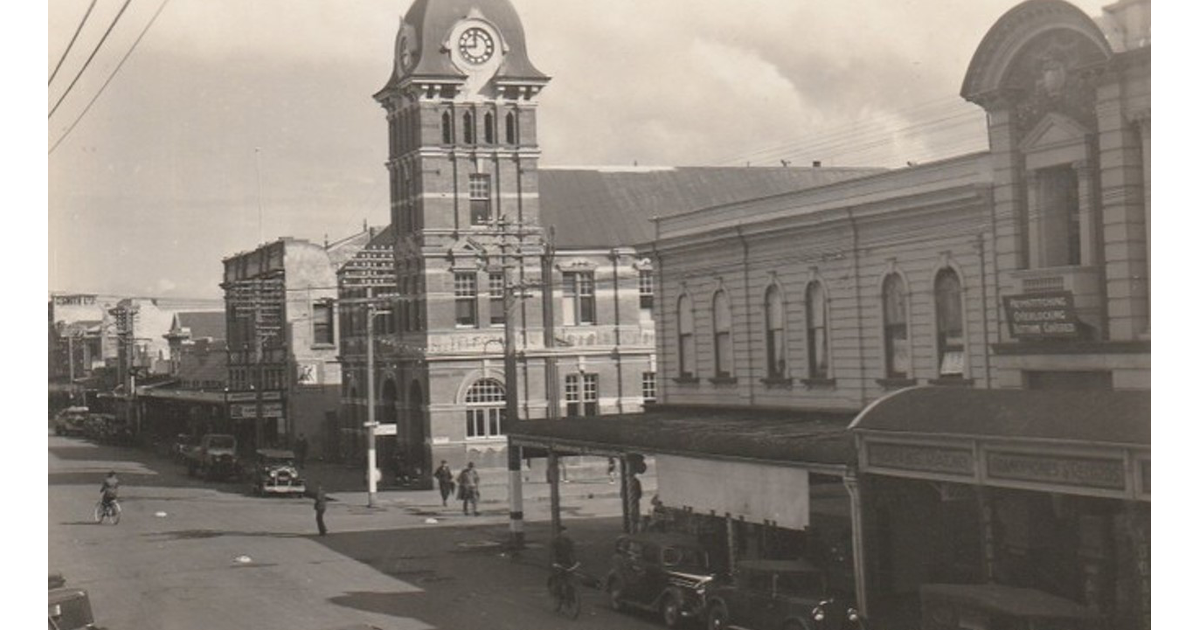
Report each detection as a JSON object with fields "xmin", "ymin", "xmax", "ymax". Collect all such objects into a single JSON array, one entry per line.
[
  {"xmin": 646, "ymin": 0, "xmax": 1150, "ymax": 627},
  {"xmin": 221, "ymin": 233, "xmax": 370, "ymax": 455}
]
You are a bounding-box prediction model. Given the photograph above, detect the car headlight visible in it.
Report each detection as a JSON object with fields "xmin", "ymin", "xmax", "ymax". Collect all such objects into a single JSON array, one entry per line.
[
  {"xmin": 847, "ymin": 607, "xmax": 860, "ymax": 622},
  {"xmin": 811, "ymin": 605, "xmax": 825, "ymax": 622}
]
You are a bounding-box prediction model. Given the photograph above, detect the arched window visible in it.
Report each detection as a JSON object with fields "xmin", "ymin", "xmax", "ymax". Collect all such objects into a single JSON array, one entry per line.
[
  {"xmin": 463, "ymin": 111, "xmax": 475, "ymax": 144},
  {"xmin": 464, "ymin": 378, "xmax": 505, "ymax": 438},
  {"xmin": 935, "ymin": 269, "xmax": 965, "ymax": 378},
  {"xmin": 505, "ymin": 111, "xmax": 516, "ymax": 144},
  {"xmin": 882, "ymin": 274, "xmax": 909, "ymax": 379},
  {"xmin": 806, "ymin": 281, "xmax": 828, "ymax": 379},
  {"xmin": 441, "ymin": 111, "xmax": 452, "ymax": 144},
  {"xmin": 484, "ymin": 112, "xmax": 495, "ymax": 144},
  {"xmin": 678, "ymin": 295, "xmax": 695, "ymax": 378},
  {"xmin": 765, "ymin": 286, "xmax": 786, "ymax": 379},
  {"xmin": 712, "ymin": 291, "xmax": 733, "ymax": 378}
]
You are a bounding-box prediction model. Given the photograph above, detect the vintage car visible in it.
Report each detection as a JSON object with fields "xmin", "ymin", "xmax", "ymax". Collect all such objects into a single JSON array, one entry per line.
[
  {"xmin": 185, "ymin": 433, "xmax": 240, "ymax": 480},
  {"xmin": 250, "ymin": 449, "xmax": 306, "ymax": 496},
  {"xmin": 704, "ymin": 559, "xmax": 866, "ymax": 630},
  {"xmin": 49, "ymin": 572, "xmax": 96, "ymax": 630},
  {"xmin": 605, "ymin": 532, "xmax": 717, "ymax": 628},
  {"xmin": 172, "ymin": 433, "xmax": 201, "ymax": 464},
  {"xmin": 53, "ymin": 407, "xmax": 89, "ymax": 437}
]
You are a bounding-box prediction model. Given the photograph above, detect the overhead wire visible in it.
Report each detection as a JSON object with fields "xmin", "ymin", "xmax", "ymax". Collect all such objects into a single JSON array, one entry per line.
[
  {"xmin": 48, "ymin": 0, "xmax": 136, "ymax": 121},
  {"xmin": 50, "ymin": 0, "xmax": 173, "ymax": 156},
  {"xmin": 48, "ymin": 0, "xmax": 100, "ymax": 87}
]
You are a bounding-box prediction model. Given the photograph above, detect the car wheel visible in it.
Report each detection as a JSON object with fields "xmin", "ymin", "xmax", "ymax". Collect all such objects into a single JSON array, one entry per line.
[
  {"xmin": 707, "ymin": 601, "xmax": 730, "ymax": 630},
  {"xmin": 606, "ymin": 575, "xmax": 626, "ymax": 612},
  {"xmin": 661, "ymin": 590, "xmax": 684, "ymax": 628}
]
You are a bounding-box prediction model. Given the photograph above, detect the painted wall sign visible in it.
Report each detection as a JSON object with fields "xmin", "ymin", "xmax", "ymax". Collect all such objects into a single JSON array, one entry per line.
[
  {"xmin": 53, "ymin": 295, "xmax": 97, "ymax": 306},
  {"xmin": 656, "ymin": 455, "xmax": 810, "ymax": 529},
  {"xmin": 1003, "ymin": 291, "xmax": 1080, "ymax": 338},
  {"xmin": 986, "ymin": 452, "xmax": 1125, "ymax": 490},
  {"xmin": 866, "ymin": 442, "xmax": 975, "ymax": 476}
]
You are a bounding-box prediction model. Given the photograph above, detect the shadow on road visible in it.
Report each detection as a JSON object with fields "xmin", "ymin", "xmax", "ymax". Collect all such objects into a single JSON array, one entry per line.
[
  {"xmin": 327, "ymin": 591, "xmax": 416, "ymax": 618},
  {"xmin": 141, "ymin": 529, "xmax": 309, "ymax": 541}
]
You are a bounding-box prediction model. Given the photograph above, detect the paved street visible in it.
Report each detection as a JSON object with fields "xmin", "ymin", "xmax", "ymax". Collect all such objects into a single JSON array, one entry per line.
[{"xmin": 48, "ymin": 434, "xmax": 664, "ymax": 630}]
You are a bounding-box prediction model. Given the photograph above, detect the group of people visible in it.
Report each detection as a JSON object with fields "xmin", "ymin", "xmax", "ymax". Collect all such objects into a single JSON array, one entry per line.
[{"xmin": 434, "ymin": 460, "xmax": 481, "ymax": 516}]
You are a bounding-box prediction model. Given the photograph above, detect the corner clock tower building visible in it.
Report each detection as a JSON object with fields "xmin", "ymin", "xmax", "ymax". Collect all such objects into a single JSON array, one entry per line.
[{"xmin": 372, "ymin": 0, "xmax": 552, "ymax": 475}]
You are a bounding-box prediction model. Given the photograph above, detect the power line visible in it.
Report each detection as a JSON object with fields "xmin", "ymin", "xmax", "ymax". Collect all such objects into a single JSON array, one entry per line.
[
  {"xmin": 48, "ymin": 0, "xmax": 100, "ymax": 87},
  {"xmin": 48, "ymin": 0, "xmax": 136, "ymax": 121},
  {"xmin": 50, "ymin": 0, "xmax": 172, "ymax": 156}
]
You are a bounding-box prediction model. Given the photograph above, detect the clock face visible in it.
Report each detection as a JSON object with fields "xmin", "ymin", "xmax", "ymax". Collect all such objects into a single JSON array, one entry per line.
[{"xmin": 457, "ymin": 27, "xmax": 495, "ymax": 65}]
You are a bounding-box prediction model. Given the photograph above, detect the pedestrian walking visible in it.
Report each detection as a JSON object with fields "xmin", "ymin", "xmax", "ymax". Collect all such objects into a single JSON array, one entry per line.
[
  {"xmin": 607, "ymin": 457, "xmax": 617, "ymax": 484},
  {"xmin": 313, "ymin": 483, "xmax": 327, "ymax": 536},
  {"xmin": 457, "ymin": 462, "xmax": 480, "ymax": 516},
  {"xmin": 434, "ymin": 460, "xmax": 455, "ymax": 507},
  {"xmin": 294, "ymin": 432, "xmax": 309, "ymax": 469}
]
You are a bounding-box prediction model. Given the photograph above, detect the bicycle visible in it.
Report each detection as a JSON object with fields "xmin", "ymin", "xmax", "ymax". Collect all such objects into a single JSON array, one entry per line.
[
  {"xmin": 94, "ymin": 498, "xmax": 121, "ymax": 525},
  {"xmin": 547, "ymin": 561, "xmax": 582, "ymax": 619}
]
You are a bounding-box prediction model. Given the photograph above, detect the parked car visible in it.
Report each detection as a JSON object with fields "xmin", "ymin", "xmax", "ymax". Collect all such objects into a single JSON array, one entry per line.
[
  {"xmin": 605, "ymin": 532, "xmax": 717, "ymax": 628},
  {"xmin": 184, "ymin": 434, "xmax": 239, "ymax": 480},
  {"xmin": 53, "ymin": 407, "xmax": 89, "ymax": 437},
  {"xmin": 704, "ymin": 559, "xmax": 866, "ymax": 630},
  {"xmin": 48, "ymin": 572, "xmax": 96, "ymax": 629},
  {"xmin": 249, "ymin": 449, "xmax": 306, "ymax": 496}
]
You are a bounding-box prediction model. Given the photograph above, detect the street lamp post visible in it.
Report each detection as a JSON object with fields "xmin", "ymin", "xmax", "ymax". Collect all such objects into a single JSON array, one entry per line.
[{"xmin": 365, "ymin": 297, "xmax": 379, "ymax": 508}]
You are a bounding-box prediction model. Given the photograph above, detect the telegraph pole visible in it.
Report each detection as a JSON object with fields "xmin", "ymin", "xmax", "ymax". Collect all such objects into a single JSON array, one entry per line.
[{"xmin": 365, "ymin": 293, "xmax": 379, "ymax": 508}]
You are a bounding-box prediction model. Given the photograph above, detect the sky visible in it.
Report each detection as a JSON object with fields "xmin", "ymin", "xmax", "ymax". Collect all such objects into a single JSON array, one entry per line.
[{"xmin": 46, "ymin": 0, "xmax": 1114, "ymax": 300}]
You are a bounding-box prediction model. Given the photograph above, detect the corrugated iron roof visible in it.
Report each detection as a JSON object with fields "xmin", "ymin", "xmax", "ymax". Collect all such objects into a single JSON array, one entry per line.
[
  {"xmin": 509, "ymin": 406, "xmax": 858, "ymax": 467},
  {"xmin": 850, "ymin": 386, "xmax": 1150, "ymax": 446},
  {"xmin": 539, "ymin": 166, "xmax": 884, "ymax": 249}
]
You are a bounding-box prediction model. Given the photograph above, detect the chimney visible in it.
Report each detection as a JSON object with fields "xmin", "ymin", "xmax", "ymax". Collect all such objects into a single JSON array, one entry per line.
[{"xmin": 812, "ymin": 160, "xmax": 822, "ymax": 168}]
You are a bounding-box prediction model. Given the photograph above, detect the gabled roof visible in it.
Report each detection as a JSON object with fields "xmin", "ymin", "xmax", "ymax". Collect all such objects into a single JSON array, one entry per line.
[
  {"xmin": 173, "ymin": 312, "xmax": 226, "ymax": 342},
  {"xmin": 538, "ymin": 166, "xmax": 884, "ymax": 250}
]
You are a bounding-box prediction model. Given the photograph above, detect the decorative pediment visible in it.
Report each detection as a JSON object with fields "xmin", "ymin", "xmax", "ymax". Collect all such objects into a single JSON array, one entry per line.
[
  {"xmin": 446, "ymin": 238, "xmax": 485, "ymax": 270},
  {"xmin": 555, "ymin": 258, "xmax": 598, "ymax": 272},
  {"xmin": 1019, "ymin": 113, "xmax": 1089, "ymax": 153}
]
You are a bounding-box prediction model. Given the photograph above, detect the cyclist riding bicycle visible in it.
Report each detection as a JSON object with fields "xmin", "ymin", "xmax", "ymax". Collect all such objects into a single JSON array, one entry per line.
[
  {"xmin": 549, "ymin": 525, "xmax": 579, "ymax": 598},
  {"xmin": 100, "ymin": 471, "xmax": 120, "ymax": 508}
]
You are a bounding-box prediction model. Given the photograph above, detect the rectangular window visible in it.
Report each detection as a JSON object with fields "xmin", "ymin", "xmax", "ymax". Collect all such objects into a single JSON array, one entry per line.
[
  {"xmin": 562, "ymin": 272, "xmax": 596, "ymax": 326},
  {"xmin": 1037, "ymin": 166, "xmax": 1082, "ymax": 267},
  {"xmin": 470, "ymin": 174, "xmax": 491, "ymax": 225},
  {"xmin": 489, "ymin": 272, "xmax": 506, "ymax": 326},
  {"xmin": 642, "ymin": 372, "xmax": 657, "ymax": 403},
  {"xmin": 565, "ymin": 373, "xmax": 599, "ymax": 417},
  {"xmin": 312, "ymin": 302, "xmax": 334, "ymax": 345},
  {"xmin": 465, "ymin": 408, "xmax": 506, "ymax": 438},
  {"xmin": 455, "ymin": 273, "xmax": 478, "ymax": 327},
  {"xmin": 639, "ymin": 269, "xmax": 654, "ymax": 323},
  {"xmin": 565, "ymin": 374, "xmax": 580, "ymax": 417}
]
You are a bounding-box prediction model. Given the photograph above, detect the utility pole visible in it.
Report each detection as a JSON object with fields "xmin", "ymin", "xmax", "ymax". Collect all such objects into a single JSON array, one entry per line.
[
  {"xmin": 501, "ymin": 223, "xmax": 524, "ymax": 548},
  {"xmin": 365, "ymin": 291, "xmax": 379, "ymax": 508}
]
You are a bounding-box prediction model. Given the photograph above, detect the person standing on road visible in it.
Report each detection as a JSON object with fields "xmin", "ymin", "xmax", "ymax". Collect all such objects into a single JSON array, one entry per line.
[
  {"xmin": 294, "ymin": 432, "xmax": 309, "ymax": 469},
  {"xmin": 434, "ymin": 460, "xmax": 455, "ymax": 507},
  {"xmin": 100, "ymin": 470, "xmax": 120, "ymax": 509},
  {"xmin": 457, "ymin": 462, "xmax": 480, "ymax": 516},
  {"xmin": 313, "ymin": 483, "xmax": 327, "ymax": 536}
]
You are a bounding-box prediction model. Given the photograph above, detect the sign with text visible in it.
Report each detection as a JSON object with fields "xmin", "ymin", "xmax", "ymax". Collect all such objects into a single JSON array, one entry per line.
[
  {"xmin": 229, "ymin": 402, "xmax": 284, "ymax": 419},
  {"xmin": 865, "ymin": 442, "xmax": 975, "ymax": 476},
  {"xmin": 656, "ymin": 455, "xmax": 809, "ymax": 529},
  {"xmin": 1003, "ymin": 291, "xmax": 1080, "ymax": 338},
  {"xmin": 987, "ymin": 451, "xmax": 1126, "ymax": 490}
]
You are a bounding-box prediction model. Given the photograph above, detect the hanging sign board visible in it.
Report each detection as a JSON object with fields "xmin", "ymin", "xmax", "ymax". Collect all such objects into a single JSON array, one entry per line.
[
  {"xmin": 655, "ymin": 455, "xmax": 810, "ymax": 529},
  {"xmin": 1003, "ymin": 291, "xmax": 1080, "ymax": 339}
]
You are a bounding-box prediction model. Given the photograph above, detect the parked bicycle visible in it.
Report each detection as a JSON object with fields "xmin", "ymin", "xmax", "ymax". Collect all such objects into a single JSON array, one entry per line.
[
  {"xmin": 93, "ymin": 499, "xmax": 121, "ymax": 525},
  {"xmin": 548, "ymin": 561, "xmax": 583, "ymax": 619}
]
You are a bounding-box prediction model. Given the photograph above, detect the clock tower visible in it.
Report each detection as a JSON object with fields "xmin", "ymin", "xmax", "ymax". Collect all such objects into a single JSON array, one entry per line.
[{"xmin": 373, "ymin": 0, "xmax": 551, "ymax": 474}]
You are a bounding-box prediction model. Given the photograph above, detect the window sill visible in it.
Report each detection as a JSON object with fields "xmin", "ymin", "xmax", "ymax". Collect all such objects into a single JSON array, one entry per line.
[
  {"xmin": 673, "ymin": 375, "xmax": 701, "ymax": 385},
  {"xmin": 760, "ymin": 377, "xmax": 794, "ymax": 389},
  {"xmin": 800, "ymin": 377, "xmax": 837, "ymax": 389},
  {"xmin": 709, "ymin": 376, "xmax": 738, "ymax": 385},
  {"xmin": 311, "ymin": 343, "xmax": 336, "ymax": 350},
  {"xmin": 876, "ymin": 377, "xmax": 918, "ymax": 390},
  {"xmin": 927, "ymin": 377, "xmax": 975, "ymax": 386}
]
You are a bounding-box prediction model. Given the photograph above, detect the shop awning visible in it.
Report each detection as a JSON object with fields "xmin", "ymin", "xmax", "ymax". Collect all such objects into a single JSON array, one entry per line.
[
  {"xmin": 850, "ymin": 386, "xmax": 1149, "ymax": 447},
  {"xmin": 850, "ymin": 387, "xmax": 1150, "ymax": 500},
  {"xmin": 508, "ymin": 406, "xmax": 858, "ymax": 473}
]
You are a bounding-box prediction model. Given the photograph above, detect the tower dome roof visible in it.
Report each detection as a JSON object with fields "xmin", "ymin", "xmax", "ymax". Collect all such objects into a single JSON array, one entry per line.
[{"xmin": 382, "ymin": 0, "xmax": 547, "ymax": 92}]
